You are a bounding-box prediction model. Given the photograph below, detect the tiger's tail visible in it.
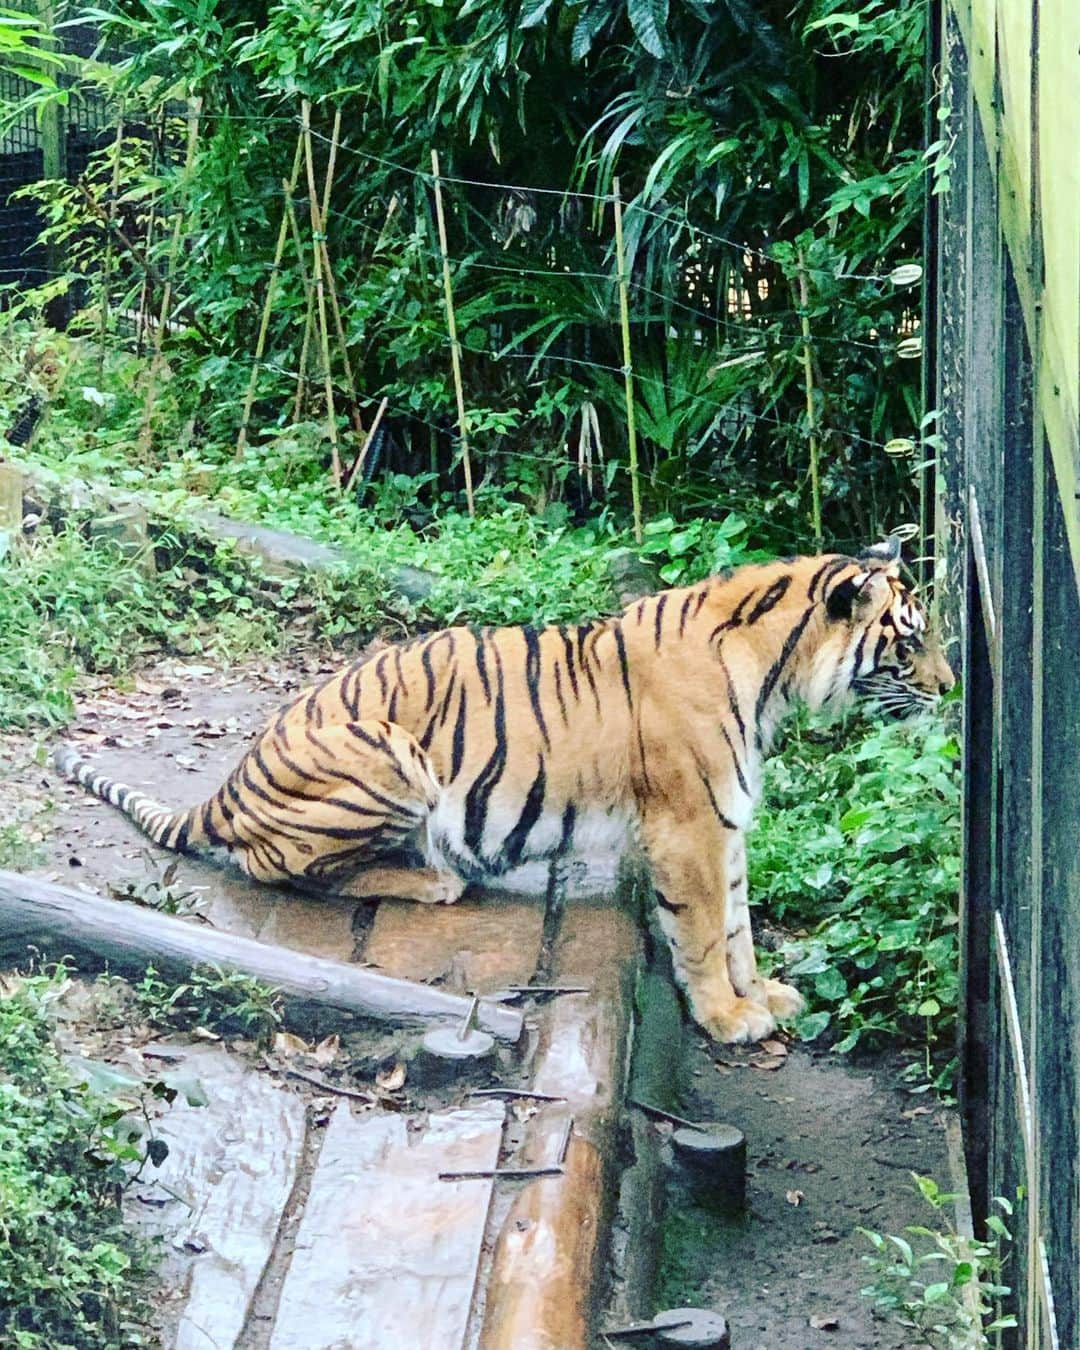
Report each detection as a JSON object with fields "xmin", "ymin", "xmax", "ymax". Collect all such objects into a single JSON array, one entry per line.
[{"xmin": 53, "ymin": 744, "xmax": 207, "ymax": 854}]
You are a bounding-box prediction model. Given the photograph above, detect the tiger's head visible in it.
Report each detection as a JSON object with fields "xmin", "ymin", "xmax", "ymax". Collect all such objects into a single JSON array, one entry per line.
[{"xmin": 816, "ymin": 537, "xmax": 954, "ymax": 718}]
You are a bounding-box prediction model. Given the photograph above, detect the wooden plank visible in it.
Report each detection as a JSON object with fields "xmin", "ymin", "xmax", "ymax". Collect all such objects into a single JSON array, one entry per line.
[
  {"xmin": 364, "ymin": 893, "xmax": 544, "ymax": 992},
  {"xmin": 0, "ymin": 869, "xmax": 523, "ymax": 1042},
  {"xmin": 269, "ymin": 1101, "xmax": 504, "ymax": 1350},
  {"xmin": 133, "ymin": 1046, "xmax": 308, "ymax": 1350},
  {"xmin": 479, "ymin": 901, "xmax": 639, "ymax": 1350}
]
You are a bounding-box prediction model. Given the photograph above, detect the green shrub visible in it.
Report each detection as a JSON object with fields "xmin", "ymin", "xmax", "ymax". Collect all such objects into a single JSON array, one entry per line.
[
  {"xmin": 0, "ymin": 969, "xmax": 151, "ymax": 1348},
  {"xmin": 755, "ymin": 709, "xmax": 961, "ymax": 1077}
]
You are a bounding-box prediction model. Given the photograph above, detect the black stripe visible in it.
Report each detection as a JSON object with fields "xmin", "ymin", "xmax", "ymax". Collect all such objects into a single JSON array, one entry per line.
[
  {"xmin": 754, "ymin": 603, "xmax": 816, "ymax": 726},
  {"xmin": 450, "ymin": 687, "xmax": 468, "ymax": 781},
  {"xmin": 656, "ymin": 890, "xmax": 688, "ymax": 913},
  {"xmin": 698, "ymin": 769, "xmax": 738, "ymax": 830},
  {"xmin": 653, "ymin": 593, "xmax": 668, "ymax": 650},
  {"xmin": 746, "ymin": 576, "xmax": 791, "ymax": 624},
  {"xmin": 553, "ymin": 662, "xmax": 568, "ymax": 724},
  {"xmin": 612, "ymin": 622, "xmax": 633, "ymax": 708},
  {"xmin": 374, "ymin": 651, "xmax": 390, "ymax": 701},
  {"xmin": 806, "ymin": 557, "xmax": 838, "ymax": 599},
  {"xmin": 558, "ymin": 800, "xmax": 577, "ymax": 855},
  {"xmin": 719, "ymin": 722, "xmax": 749, "ymax": 795},
  {"xmin": 718, "ymin": 652, "xmax": 747, "ymax": 745},
  {"xmin": 502, "ymin": 758, "xmax": 546, "ymax": 867},
  {"xmin": 421, "ymin": 641, "xmax": 437, "ymax": 710},
  {"xmin": 559, "ymin": 627, "xmax": 580, "ymax": 702},
  {"xmin": 463, "ymin": 648, "xmax": 506, "ymax": 854},
  {"xmin": 523, "ymin": 627, "xmax": 551, "ymax": 750},
  {"xmin": 692, "ymin": 588, "xmax": 709, "ymax": 617},
  {"xmin": 474, "ymin": 631, "xmax": 492, "ymax": 703},
  {"xmin": 678, "ymin": 592, "xmax": 695, "ymax": 637}
]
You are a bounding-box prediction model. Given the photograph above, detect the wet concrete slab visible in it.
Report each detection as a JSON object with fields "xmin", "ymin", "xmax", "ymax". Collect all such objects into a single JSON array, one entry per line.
[{"xmin": 269, "ymin": 1101, "xmax": 505, "ymax": 1350}]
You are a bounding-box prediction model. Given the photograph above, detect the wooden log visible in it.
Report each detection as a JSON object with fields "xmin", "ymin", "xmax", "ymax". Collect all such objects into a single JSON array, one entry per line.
[
  {"xmin": 479, "ymin": 900, "xmax": 639, "ymax": 1349},
  {"xmin": 0, "ymin": 869, "xmax": 523, "ymax": 1042}
]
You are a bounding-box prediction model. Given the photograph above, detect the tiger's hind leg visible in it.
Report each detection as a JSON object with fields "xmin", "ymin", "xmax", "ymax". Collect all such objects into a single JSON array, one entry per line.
[{"xmin": 226, "ymin": 718, "xmax": 461, "ymax": 902}]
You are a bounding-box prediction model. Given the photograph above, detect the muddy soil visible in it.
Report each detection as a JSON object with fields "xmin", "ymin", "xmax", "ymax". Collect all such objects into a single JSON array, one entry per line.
[{"xmin": 657, "ymin": 1033, "xmax": 954, "ymax": 1349}]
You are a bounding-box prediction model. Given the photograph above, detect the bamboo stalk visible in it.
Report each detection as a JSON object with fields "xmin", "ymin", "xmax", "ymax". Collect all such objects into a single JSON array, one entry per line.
[
  {"xmin": 343, "ymin": 395, "xmax": 388, "ymax": 493},
  {"xmin": 612, "ymin": 178, "xmax": 642, "ymax": 544},
  {"xmin": 286, "ymin": 193, "xmax": 315, "ymax": 424},
  {"xmin": 302, "ymin": 99, "xmax": 341, "ymax": 486},
  {"xmin": 430, "ymin": 149, "xmax": 475, "ymax": 517},
  {"xmin": 138, "ymin": 98, "xmax": 202, "ymax": 458},
  {"xmin": 235, "ymin": 134, "xmax": 305, "ymax": 460},
  {"xmin": 310, "ymin": 109, "xmax": 365, "ymax": 442},
  {"xmin": 97, "ymin": 107, "xmax": 125, "ymax": 374},
  {"xmin": 795, "ymin": 249, "xmax": 823, "ymax": 551}
]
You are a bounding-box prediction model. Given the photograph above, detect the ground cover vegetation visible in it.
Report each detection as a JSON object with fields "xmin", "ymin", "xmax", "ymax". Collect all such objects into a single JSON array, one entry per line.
[{"xmin": 0, "ymin": 967, "xmax": 154, "ymax": 1347}]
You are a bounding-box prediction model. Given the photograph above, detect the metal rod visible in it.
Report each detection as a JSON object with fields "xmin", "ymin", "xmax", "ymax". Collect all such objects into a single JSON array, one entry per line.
[
  {"xmin": 612, "ymin": 177, "xmax": 643, "ymax": 544},
  {"xmin": 556, "ymin": 1115, "xmax": 574, "ymax": 1166},
  {"xmin": 468, "ymin": 1088, "xmax": 567, "ymax": 1103},
  {"xmin": 602, "ymin": 1320, "xmax": 694, "ymax": 1341},
  {"xmin": 431, "ymin": 149, "xmax": 475, "ymax": 516},
  {"xmin": 628, "ymin": 1097, "xmax": 707, "ymax": 1133},
  {"xmin": 503, "ymin": 984, "xmax": 590, "ymax": 997},
  {"xmin": 439, "ymin": 1165, "xmax": 564, "ymax": 1182},
  {"xmin": 457, "ymin": 993, "xmax": 481, "ymax": 1041}
]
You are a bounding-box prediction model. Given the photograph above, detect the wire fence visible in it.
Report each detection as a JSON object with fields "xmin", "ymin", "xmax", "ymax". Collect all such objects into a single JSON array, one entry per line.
[{"xmin": 1, "ymin": 66, "xmax": 926, "ymax": 544}]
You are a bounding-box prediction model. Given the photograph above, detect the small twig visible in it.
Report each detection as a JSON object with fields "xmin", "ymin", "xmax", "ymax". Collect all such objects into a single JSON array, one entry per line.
[
  {"xmin": 284, "ymin": 1066, "xmax": 373, "ymax": 1102},
  {"xmin": 468, "ymin": 1087, "xmax": 567, "ymax": 1103},
  {"xmin": 628, "ymin": 1097, "xmax": 708, "ymax": 1132},
  {"xmin": 439, "ymin": 1165, "xmax": 564, "ymax": 1182}
]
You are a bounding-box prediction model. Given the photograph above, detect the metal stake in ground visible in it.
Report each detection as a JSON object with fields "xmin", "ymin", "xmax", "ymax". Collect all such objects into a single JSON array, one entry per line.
[
  {"xmin": 612, "ymin": 177, "xmax": 643, "ymax": 545},
  {"xmin": 301, "ymin": 98, "xmax": 341, "ymax": 486}
]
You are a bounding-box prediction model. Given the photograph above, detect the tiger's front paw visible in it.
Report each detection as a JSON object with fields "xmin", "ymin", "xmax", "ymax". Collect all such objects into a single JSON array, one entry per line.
[
  {"xmin": 761, "ymin": 978, "xmax": 804, "ymax": 1021},
  {"xmin": 697, "ymin": 995, "xmax": 777, "ymax": 1045}
]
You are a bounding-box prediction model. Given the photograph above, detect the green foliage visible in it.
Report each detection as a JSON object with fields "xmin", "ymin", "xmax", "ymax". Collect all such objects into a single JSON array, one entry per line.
[
  {"xmin": 860, "ymin": 1176, "xmax": 1017, "ymax": 1346},
  {"xmin": 754, "ymin": 711, "xmax": 961, "ymax": 1073},
  {"xmin": 10, "ymin": 0, "xmax": 931, "ymax": 545},
  {"xmin": 0, "ymin": 968, "xmax": 150, "ymax": 1348},
  {"xmin": 132, "ymin": 964, "xmax": 283, "ymax": 1046}
]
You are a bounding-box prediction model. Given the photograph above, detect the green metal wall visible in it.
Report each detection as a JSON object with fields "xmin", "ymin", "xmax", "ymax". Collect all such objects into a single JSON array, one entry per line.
[{"xmin": 933, "ymin": 3, "xmax": 1080, "ymax": 1346}]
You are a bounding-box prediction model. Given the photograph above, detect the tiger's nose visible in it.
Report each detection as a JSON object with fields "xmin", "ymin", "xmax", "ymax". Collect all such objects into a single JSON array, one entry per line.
[{"xmin": 938, "ymin": 679, "xmax": 952, "ymax": 694}]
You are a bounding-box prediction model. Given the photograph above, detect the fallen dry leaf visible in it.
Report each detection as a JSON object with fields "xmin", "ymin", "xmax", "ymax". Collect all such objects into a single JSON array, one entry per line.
[
  {"xmin": 273, "ymin": 1031, "xmax": 310, "ymax": 1058},
  {"xmin": 191, "ymin": 1026, "xmax": 221, "ymax": 1042},
  {"xmin": 760, "ymin": 1039, "xmax": 789, "ymax": 1057},
  {"xmin": 750, "ymin": 1055, "xmax": 785, "ymax": 1071},
  {"xmin": 810, "ymin": 1313, "xmax": 839, "ymax": 1331},
  {"xmin": 785, "ymin": 1189, "xmax": 805, "ymax": 1207},
  {"xmin": 375, "ymin": 1061, "xmax": 407, "ymax": 1093},
  {"xmin": 901, "ymin": 1106, "xmax": 932, "ymax": 1120},
  {"xmin": 313, "ymin": 1034, "xmax": 340, "ymax": 1066}
]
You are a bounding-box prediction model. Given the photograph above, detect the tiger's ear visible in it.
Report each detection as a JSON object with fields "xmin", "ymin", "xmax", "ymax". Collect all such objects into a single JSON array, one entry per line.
[
  {"xmin": 857, "ymin": 535, "xmax": 902, "ymax": 575},
  {"xmin": 826, "ymin": 573, "xmax": 871, "ymax": 621},
  {"xmin": 826, "ymin": 566, "xmax": 893, "ymax": 621}
]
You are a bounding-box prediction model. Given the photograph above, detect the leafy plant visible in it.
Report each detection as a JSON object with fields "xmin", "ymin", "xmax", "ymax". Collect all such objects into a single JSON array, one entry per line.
[
  {"xmin": 132, "ymin": 964, "xmax": 283, "ymax": 1046},
  {"xmin": 860, "ymin": 1175, "xmax": 1017, "ymax": 1347},
  {"xmin": 0, "ymin": 967, "xmax": 152, "ymax": 1347},
  {"xmin": 754, "ymin": 709, "xmax": 961, "ymax": 1077}
]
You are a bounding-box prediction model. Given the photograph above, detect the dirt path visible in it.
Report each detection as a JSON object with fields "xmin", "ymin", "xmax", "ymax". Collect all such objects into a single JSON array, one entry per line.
[{"xmin": 658, "ymin": 1035, "xmax": 952, "ymax": 1348}]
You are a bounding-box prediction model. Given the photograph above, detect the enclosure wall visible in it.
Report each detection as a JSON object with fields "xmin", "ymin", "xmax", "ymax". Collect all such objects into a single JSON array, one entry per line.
[{"xmin": 932, "ymin": 2, "xmax": 1080, "ymax": 1346}]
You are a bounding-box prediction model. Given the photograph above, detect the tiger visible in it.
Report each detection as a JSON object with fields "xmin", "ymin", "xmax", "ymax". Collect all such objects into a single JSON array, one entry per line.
[{"xmin": 53, "ymin": 536, "xmax": 953, "ymax": 1045}]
